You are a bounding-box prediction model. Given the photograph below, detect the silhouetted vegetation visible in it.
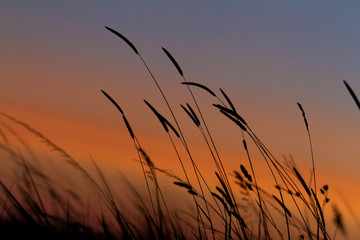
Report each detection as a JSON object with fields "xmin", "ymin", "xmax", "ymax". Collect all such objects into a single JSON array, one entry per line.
[{"xmin": 0, "ymin": 27, "xmax": 358, "ymax": 239}]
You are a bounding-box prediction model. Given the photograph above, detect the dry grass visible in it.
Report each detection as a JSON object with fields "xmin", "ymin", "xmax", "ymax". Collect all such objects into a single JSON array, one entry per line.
[{"xmin": 0, "ymin": 27, "xmax": 358, "ymax": 240}]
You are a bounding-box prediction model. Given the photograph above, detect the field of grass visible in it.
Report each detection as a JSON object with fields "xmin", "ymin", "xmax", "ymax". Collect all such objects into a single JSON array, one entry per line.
[{"xmin": 0, "ymin": 26, "xmax": 358, "ymax": 240}]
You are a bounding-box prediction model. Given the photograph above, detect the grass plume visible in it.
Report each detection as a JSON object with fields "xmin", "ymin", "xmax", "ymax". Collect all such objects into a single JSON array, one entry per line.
[
  {"xmin": 343, "ymin": 80, "xmax": 360, "ymax": 110},
  {"xmin": 0, "ymin": 28, "xmax": 355, "ymax": 240}
]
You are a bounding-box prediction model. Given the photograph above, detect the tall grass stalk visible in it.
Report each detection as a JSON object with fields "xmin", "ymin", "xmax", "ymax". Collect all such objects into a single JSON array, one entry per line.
[{"xmin": 0, "ymin": 28, "xmax": 353, "ymax": 240}]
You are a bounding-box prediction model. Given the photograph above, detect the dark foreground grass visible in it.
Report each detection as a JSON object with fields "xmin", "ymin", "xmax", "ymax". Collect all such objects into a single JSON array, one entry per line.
[{"xmin": 0, "ymin": 27, "xmax": 358, "ymax": 239}]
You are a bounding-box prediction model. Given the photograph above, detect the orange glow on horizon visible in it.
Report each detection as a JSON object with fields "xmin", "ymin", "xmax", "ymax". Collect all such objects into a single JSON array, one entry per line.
[
  {"xmin": 2, "ymin": 102, "xmax": 360, "ymax": 202},
  {"xmin": 1, "ymin": 102, "xmax": 360, "ymax": 238}
]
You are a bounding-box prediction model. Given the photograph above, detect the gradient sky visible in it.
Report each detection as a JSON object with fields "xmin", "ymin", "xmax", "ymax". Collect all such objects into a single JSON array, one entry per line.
[{"xmin": 1, "ymin": 1, "xmax": 360, "ymax": 237}]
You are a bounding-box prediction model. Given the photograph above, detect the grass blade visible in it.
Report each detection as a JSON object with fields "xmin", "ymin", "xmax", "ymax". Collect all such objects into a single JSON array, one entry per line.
[
  {"xmin": 122, "ymin": 115, "xmax": 134, "ymax": 139},
  {"xmin": 272, "ymin": 195, "xmax": 292, "ymax": 217},
  {"xmin": 213, "ymin": 104, "xmax": 247, "ymax": 126},
  {"xmin": 144, "ymin": 100, "xmax": 180, "ymax": 138},
  {"xmin": 180, "ymin": 104, "xmax": 200, "ymax": 127},
  {"xmin": 101, "ymin": 90, "xmax": 124, "ymax": 115},
  {"xmin": 219, "ymin": 109, "xmax": 247, "ymax": 132},
  {"xmin": 293, "ymin": 167, "xmax": 311, "ymax": 196},
  {"xmin": 215, "ymin": 172, "xmax": 233, "ymax": 208},
  {"xmin": 240, "ymin": 165, "xmax": 252, "ymax": 183},
  {"xmin": 144, "ymin": 100, "xmax": 169, "ymax": 133},
  {"xmin": 186, "ymin": 103, "xmax": 200, "ymax": 127},
  {"xmin": 173, "ymin": 181, "xmax": 192, "ymax": 190},
  {"xmin": 211, "ymin": 192, "xmax": 229, "ymax": 212},
  {"xmin": 163, "ymin": 117, "xmax": 180, "ymax": 138},
  {"xmin": 297, "ymin": 102, "xmax": 308, "ymax": 131},
  {"xmin": 220, "ymin": 88, "xmax": 236, "ymax": 113},
  {"xmin": 162, "ymin": 47, "xmax": 183, "ymax": 76},
  {"xmin": 343, "ymin": 80, "xmax": 360, "ymax": 110},
  {"xmin": 105, "ymin": 26, "xmax": 138, "ymax": 55},
  {"xmin": 312, "ymin": 189, "xmax": 325, "ymax": 228},
  {"xmin": 182, "ymin": 82, "xmax": 216, "ymax": 97},
  {"xmin": 216, "ymin": 187, "xmax": 233, "ymax": 208}
]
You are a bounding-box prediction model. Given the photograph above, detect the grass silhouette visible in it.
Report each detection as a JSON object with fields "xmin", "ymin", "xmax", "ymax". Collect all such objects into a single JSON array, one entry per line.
[{"xmin": 0, "ymin": 27, "xmax": 358, "ymax": 239}]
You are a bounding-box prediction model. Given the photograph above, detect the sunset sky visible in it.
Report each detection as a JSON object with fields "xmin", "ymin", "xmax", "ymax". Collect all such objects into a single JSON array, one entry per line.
[{"xmin": 1, "ymin": 1, "xmax": 360, "ymax": 237}]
